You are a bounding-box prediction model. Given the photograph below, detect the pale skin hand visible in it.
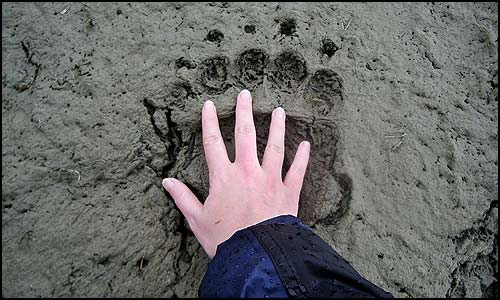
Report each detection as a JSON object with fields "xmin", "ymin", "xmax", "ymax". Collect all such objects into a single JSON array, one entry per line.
[{"xmin": 162, "ymin": 89, "xmax": 310, "ymax": 258}]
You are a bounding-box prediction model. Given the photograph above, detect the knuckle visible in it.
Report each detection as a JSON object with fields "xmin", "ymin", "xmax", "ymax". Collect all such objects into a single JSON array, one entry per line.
[
  {"xmin": 237, "ymin": 124, "xmax": 255, "ymax": 136},
  {"xmin": 287, "ymin": 176, "xmax": 301, "ymax": 187},
  {"xmin": 209, "ymin": 169, "xmax": 221, "ymax": 186},
  {"xmin": 175, "ymin": 188, "xmax": 187, "ymax": 201},
  {"xmin": 266, "ymin": 143, "xmax": 283, "ymax": 154},
  {"xmin": 203, "ymin": 134, "xmax": 220, "ymax": 146},
  {"xmin": 238, "ymin": 160, "xmax": 259, "ymax": 175},
  {"xmin": 237, "ymin": 105, "xmax": 252, "ymax": 113}
]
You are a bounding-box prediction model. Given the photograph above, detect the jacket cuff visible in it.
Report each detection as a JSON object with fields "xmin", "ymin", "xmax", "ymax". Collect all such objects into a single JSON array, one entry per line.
[{"xmin": 198, "ymin": 215, "xmax": 293, "ymax": 298}]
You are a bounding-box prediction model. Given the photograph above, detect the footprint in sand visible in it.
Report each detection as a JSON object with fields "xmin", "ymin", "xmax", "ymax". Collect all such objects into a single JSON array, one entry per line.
[{"xmin": 146, "ymin": 47, "xmax": 352, "ymax": 226}]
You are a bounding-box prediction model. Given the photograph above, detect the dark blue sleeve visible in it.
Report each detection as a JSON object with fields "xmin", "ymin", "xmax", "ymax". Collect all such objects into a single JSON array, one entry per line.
[
  {"xmin": 199, "ymin": 215, "xmax": 393, "ymax": 298},
  {"xmin": 198, "ymin": 216, "xmax": 291, "ymax": 298}
]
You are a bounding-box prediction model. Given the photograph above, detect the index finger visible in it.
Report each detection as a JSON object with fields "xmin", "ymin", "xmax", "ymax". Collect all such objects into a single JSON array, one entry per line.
[{"xmin": 202, "ymin": 100, "xmax": 229, "ymax": 171}]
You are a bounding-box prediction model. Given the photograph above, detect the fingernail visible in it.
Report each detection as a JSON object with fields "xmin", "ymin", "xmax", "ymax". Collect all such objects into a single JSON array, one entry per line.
[
  {"xmin": 239, "ymin": 89, "xmax": 251, "ymax": 100},
  {"xmin": 303, "ymin": 141, "xmax": 310, "ymax": 151},
  {"xmin": 274, "ymin": 107, "xmax": 285, "ymax": 119},
  {"xmin": 204, "ymin": 100, "xmax": 216, "ymax": 112},
  {"xmin": 162, "ymin": 178, "xmax": 174, "ymax": 191}
]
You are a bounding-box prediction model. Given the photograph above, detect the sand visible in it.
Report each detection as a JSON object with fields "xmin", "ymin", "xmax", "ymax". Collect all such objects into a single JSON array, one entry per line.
[{"xmin": 2, "ymin": 2, "xmax": 497, "ymax": 298}]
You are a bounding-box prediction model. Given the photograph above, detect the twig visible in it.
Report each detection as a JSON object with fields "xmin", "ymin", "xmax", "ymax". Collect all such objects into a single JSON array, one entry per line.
[
  {"xmin": 59, "ymin": 4, "xmax": 73, "ymax": 15},
  {"xmin": 344, "ymin": 18, "xmax": 352, "ymax": 31},
  {"xmin": 341, "ymin": 18, "xmax": 353, "ymax": 31},
  {"xmin": 391, "ymin": 140, "xmax": 403, "ymax": 151},
  {"xmin": 386, "ymin": 131, "xmax": 406, "ymax": 151},
  {"xmin": 385, "ymin": 133, "xmax": 407, "ymax": 139}
]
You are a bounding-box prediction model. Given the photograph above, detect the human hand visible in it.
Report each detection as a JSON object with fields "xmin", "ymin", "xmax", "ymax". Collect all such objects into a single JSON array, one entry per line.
[{"xmin": 162, "ymin": 90, "xmax": 310, "ymax": 258}]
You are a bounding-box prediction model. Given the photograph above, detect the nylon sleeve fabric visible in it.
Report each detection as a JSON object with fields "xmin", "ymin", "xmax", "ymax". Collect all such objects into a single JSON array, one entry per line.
[
  {"xmin": 198, "ymin": 217, "xmax": 289, "ymax": 298},
  {"xmin": 250, "ymin": 216, "xmax": 394, "ymax": 298},
  {"xmin": 199, "ymin": 215, "xmax": 393, "ymax": 298}
]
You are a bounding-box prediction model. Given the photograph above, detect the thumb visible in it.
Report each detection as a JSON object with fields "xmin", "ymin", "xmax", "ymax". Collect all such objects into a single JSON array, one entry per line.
[{"xmin": 162, "ymin": 178, "xmax": 203, "ymax": 221}]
